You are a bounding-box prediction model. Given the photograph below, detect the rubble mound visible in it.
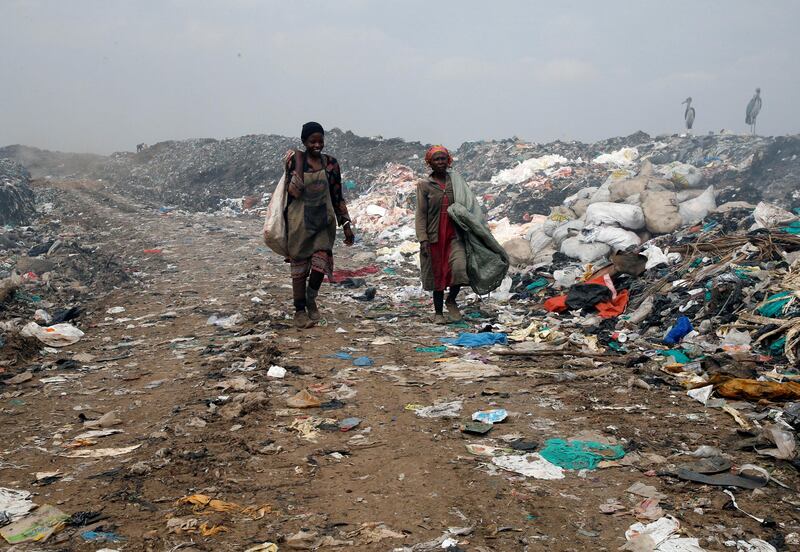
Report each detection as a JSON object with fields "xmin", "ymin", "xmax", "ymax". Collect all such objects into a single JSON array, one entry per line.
[
  {"xmin": 0, "ymin": 159, "xmax": 35, "ymax": 226},
  {"xmin": 98, "ymin": 129, "xmax": 427, "ymax": 210},
  {"xmin": 3, "ymin": 131, "xmax": 799, "ymax": 217}
]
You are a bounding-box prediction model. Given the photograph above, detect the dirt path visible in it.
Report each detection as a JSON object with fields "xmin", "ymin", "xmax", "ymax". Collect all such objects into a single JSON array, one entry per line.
[{"xmin": 1, "ymin": 181, "xmax": 799, "ymax": 551}]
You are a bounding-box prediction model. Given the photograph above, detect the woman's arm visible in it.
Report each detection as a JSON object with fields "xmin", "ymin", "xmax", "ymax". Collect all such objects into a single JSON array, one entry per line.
[{"xmin": 327, "ymin": 158, "xmax": 351, "ymax": 226}]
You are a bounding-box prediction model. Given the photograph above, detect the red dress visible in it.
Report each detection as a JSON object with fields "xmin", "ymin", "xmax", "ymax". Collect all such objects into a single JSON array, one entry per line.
[{"xmin": 430, "ymin": 181, "xmax": 456, "ymax": 291}]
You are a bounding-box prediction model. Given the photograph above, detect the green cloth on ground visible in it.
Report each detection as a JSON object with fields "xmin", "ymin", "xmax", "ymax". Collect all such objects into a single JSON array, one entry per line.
[
  {"xmin": 526, "ymin": 278, "xmax": 549, "ymax": 291},
  {"xmin": 540, "ymin": 439, "xmax": 625, "ymax": 470},
  {"xmin": 658, "ymin": 349, "xmax": 691, "ymax": 364},
  {"xmin": 757, "ymin": 291, "xmax": 793, "ymax": 318},
  {"xmin": 415, "ymin": 346, "xmax": 447, "ymax": 353}
]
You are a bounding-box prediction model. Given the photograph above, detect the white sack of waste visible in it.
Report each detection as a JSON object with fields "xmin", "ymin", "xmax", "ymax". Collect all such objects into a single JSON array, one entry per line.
[
  {"xmin": 750, "ymin": 201, "xmax": 798, "ymax": 230},
  {"xmin": 678, "ymin": 185, "xmax": 716, "ymax": 226},
  {"xmin": 584, "ymin": 202, "xmax": 645, "ymax": 230},
  {"xmin": 563, "ymin": 187, "xmax": 598, "ymax": 208},
  {"xmin": 528, "ymin": 228, "xmax": 553, "ymax": 255},
  {"xmin": 656, "ymin": 161, "xmax": 704, "ymax": 188},
  {"xmin": 21, "ymin": 322, "xmax": 84, "ymax": 347},
  {"xmin": 503, "ymin": 238, "xmax": 534, "ymax": 266},
  {"xmin": 641, "ymin": 190, "xmax": 682, "ymax": 234},
  {"xmin": 551, "ymin": 219, "xmax": 585, "ymax": 247},
  {"xmin": 580, "ymin": 225, "xmax": 640, "ymax": 251},
  {"xmin": 560, "ymin": 236, "xmax": 611, "ymax": 263}
]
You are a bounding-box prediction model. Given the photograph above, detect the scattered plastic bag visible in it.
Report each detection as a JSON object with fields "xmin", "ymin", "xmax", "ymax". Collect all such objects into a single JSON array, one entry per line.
[
  {"xmin": 491, "ymin": 453, "xmax": 565, "ymax": 479},
  {"xmin": 286, "ymin": 389, "xmax": 322, "ymax": 409},
  {"xmin": 0, "ymin": 488, "xmax": 35, "ymax": 522},
  {"xmin": 207, "ymin": 313, "xmax": 242, "ymax": 328},
  {"xmin": 20, "ymin": 322, "xmax": 84, "ymax": 347},
  {"xmin": 415, "ymin": 401, "xmax": 463, "ymax": 418},
  {"xmin": 440, "ymin": 332, "xmax": 508, "ymax": 348}
]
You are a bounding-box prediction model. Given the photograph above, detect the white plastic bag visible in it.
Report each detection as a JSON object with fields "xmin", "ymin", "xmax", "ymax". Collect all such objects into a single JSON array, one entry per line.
[
  {"xmin": 21, "ymin": 322, "xmax": 84, "ymax": 347},
  {"xmin": 262, "ymin": 173, "xmax": 288, "ymax": 257},
  {"xmin": 678, "ymin": 185, "xmax": 716, "ymax": 226},
  {"xmin": 584, "ymin": 202, "xmax": 645, "ymax": 230}
]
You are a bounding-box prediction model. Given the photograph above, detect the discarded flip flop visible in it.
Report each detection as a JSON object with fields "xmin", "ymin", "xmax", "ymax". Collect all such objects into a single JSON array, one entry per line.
[
  {"xmin": 676, "ymin": 456, "xmax": 731, "ymax": 474},
  {"xmin": 673, "ymin": 467, "xmax": 767, "ymax": 489}
]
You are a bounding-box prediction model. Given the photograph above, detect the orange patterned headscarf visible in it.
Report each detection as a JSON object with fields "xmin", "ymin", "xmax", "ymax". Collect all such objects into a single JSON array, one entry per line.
[{"xmin": 425, "ymin": 145, "xmax": 452, "ymax": 167}]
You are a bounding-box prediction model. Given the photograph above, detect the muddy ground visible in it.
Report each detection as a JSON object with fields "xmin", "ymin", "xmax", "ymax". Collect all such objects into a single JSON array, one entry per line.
[{"xmin": 1, "ymin": 180, "xmax": 799, "ymax": 551}]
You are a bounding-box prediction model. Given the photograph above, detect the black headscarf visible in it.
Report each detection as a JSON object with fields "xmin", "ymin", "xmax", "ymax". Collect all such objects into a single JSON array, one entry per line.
[{"xmin": 301, "ymin": 121, "xmax": 324, "ymax": 142}]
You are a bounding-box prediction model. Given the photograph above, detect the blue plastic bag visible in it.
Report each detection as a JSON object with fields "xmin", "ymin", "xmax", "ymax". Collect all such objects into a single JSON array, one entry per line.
[
  {"xmin": 440, "ymin": 332, "xmax": 508, "ymax": 348},
  {"xmin": 663, "ymin": 316, "xmax": 693, "ymax": 345}
]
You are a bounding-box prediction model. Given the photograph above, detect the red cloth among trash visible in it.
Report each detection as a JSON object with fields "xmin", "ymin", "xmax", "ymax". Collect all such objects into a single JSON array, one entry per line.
[
  {"xmin": 543, "ymin": 275, "xmax": 629, "ymax": 318},
  {"xmin": 328, "ymin": 265, "xmax": 379, "ymax": 283},
  {"xmin": 544, "ymin": 295, "xmax": 568, "ymax": 313},
  {"xmin": 595, "ymin": 288, "xmax": 629, "ymax": 318}
]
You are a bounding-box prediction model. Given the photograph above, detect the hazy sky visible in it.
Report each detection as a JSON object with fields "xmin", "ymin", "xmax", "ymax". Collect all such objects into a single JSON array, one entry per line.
[{"xmin": 2, "ymin": 0, "xmax": 799, "ymax": 153}]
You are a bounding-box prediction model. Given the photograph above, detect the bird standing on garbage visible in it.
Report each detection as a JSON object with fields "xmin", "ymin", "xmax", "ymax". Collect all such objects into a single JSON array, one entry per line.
[
  {"xmin": 682, "ymin": 97, "xmax": 695, "ymax": 131},
  {"xmin": 746, "ymin": 88, "xmax": 762, "ymax": 135}
]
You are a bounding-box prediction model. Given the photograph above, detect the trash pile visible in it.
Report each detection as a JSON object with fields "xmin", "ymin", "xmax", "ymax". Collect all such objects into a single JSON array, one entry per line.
[
  {"xmin": 0, "ymin": 159, "xmax": 35, "ymax": 226},
  {"xmin": 95, "ymin": 129, "xmax": 428, "ymax": 211},
  {"xmin": 0, "ymin": 185, "xmax": 130, "ymax": 369},
  {"xmin": 5, "ymin": 131, "xmax": 799, "ymax": 219}
]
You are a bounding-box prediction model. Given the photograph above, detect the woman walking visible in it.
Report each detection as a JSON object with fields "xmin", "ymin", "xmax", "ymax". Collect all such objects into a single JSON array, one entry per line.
[
  {"xmin": 285, "ymin": 122, "xmax": 354, "ymax": 328},
  {"xmin": 415, "ymin": 146, "xmax": 470, "ymax": 324}
]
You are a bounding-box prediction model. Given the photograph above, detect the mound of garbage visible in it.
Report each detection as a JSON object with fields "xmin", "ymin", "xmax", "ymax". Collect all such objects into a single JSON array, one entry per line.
[
  {"xmin": 0, "ymin": 159, "xmax": 36, "ymax": 226},
  {"xmin": 96, "ymin": 130, "xmax": 428, "ymax": 211},
  {"xmin": 4, "ymin": 131, "xmax": 798, "ymax": 218}
]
